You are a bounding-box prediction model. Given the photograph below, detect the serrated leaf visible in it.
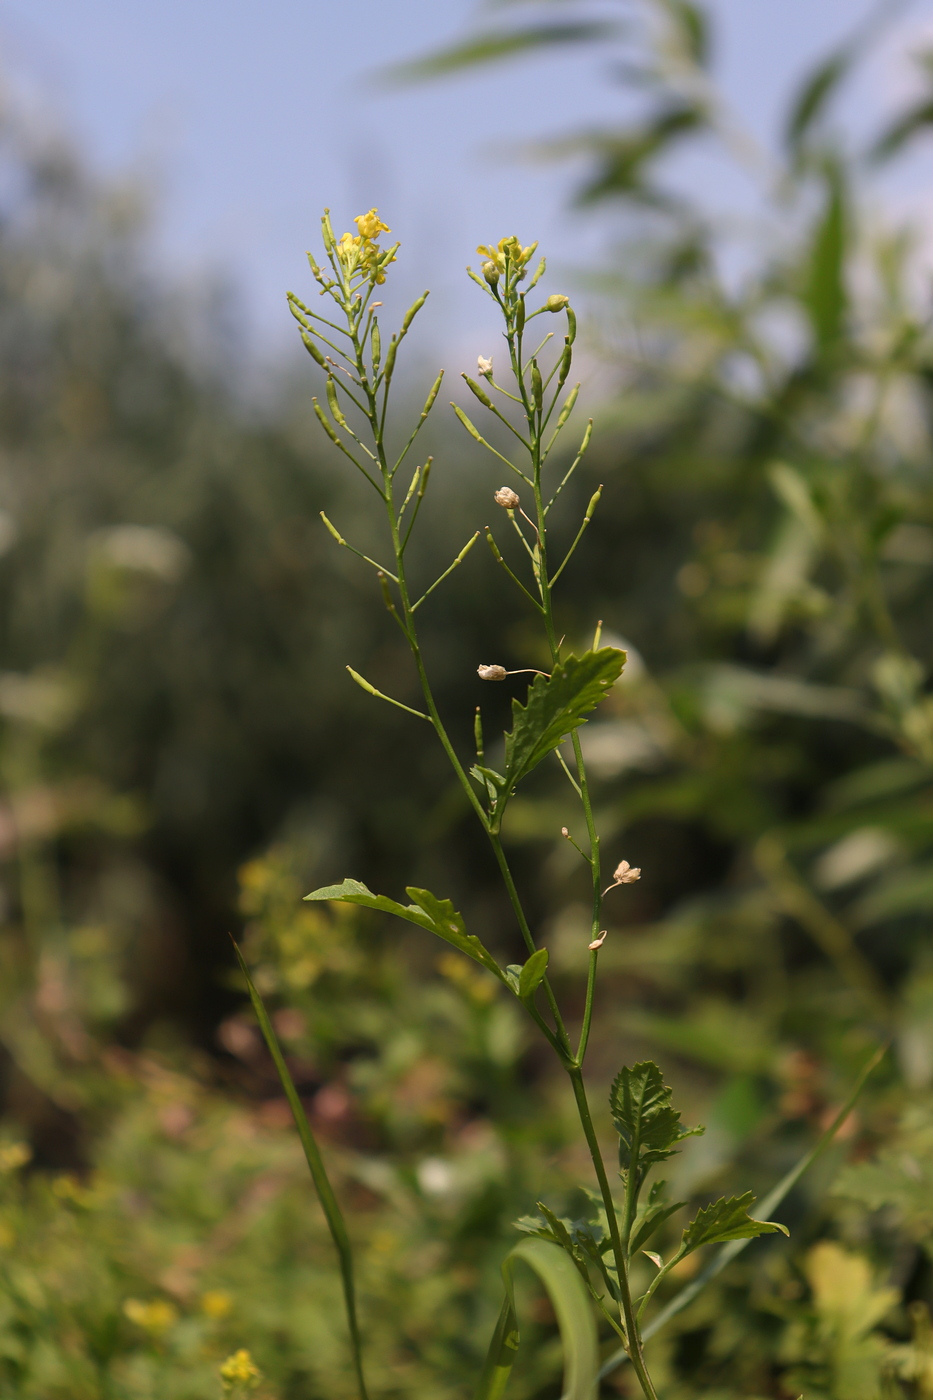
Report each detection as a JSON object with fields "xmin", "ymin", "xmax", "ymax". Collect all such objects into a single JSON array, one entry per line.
[
  {"xmin": 306, "ymin": 878, "xmax": 505, "ymax": 982},
  {"xmin": 491, "ymin": 648, "xmax": 624, "ymax": 826},
  {"xmin": 518, "ymin": 947, "xmax": 549, "ymax": 1000},
  {"xmin": 629, "ymin": 1197, "xmax": 686, "ymax": 1257},
  {"xmin": 610, "ymin": 1061, "xmax": 702, "ymax": 1178},
  {"xmin": 681, "ymin": 1192, "xmax": 788, "ymax": 1255}
]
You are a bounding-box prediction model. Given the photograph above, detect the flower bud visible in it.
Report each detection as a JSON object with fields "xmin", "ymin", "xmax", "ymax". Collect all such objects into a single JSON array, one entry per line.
[
  {"xmin": 546, "ymin": 294, "xmax": 570, "ymax": 313},
  {"xmin": 477, "ymin": 664, "xmax": 507, "ymax": 681},
  {"xmin": 482, "ymin": 260, "xmax": 500, "ymax": 286},
  {"xmin": 494, "ymin": 487, "xmax": 520, "ymax": 509}
]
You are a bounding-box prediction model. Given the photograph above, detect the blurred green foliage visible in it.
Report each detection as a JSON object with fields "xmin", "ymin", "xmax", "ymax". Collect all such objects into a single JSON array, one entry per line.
[{"xmin": 1, "ymin": 0, "xmax": 933, "ymax": 1394}]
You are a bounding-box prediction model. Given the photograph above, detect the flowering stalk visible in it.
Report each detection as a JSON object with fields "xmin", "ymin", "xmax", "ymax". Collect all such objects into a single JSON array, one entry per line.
[{"xmin": 275, "ymin": 211, "xmax": 803, "ymax": 1400}]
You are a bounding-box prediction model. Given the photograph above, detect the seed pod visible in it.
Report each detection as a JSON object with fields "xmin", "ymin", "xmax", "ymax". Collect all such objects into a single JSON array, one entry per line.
[
  {"xmin": 566, "ymin": 306, "xmax": 577, "ymax": 345},
  {"xmin": 463, "ymin": 374, "xmax": 493, "ymax": 409},
  {"xmin": 401, "ymin": 291, "xmax": 429, "ymax": 335},
  {"xmin": 383, "ymin": 335, "xmax": 398, "ymax": 385},
  {"xmin": 477, "ymin": 664, "xmax": 507, "ymax": 681},
  {"xmin": 326, "ymin": 376, "xmax": 347, "ymax": 428},
  {"xmin": 557, "ymin": 340, "xmax": 572, "ymax": 390},
  {"xmin": 288, "ymin": 299, "xmax": 311, "ymax": 330},
  {"xmin": 515, "ymin": 297, "xmax": 526, "ymax": 335},
  {"xmin": 371, "ymin": 320, "xmax": 381, "ymax": 372},
  {"xmin": 474, "ymin": 707, "xmax": 484, "ymax": 759},
  {"xmin": 301, "ymin": 332, "xmax": 326, "ymax": 367},
  {"xmin": 531, "ymin": 361, "xmax": 543, "ymax": 411}
]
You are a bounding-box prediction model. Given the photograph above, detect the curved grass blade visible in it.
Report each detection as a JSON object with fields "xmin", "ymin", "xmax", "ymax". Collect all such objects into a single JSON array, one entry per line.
[
  {"xmin": 233, "ymin": 941, "xmax": 370, "ymax": 1400},
  {"xmin": 598, "ymin": 1042, "xmax": 887, "ymax": 1381},
  {"xmin": 476, "ymin": 1236, "xmax": 597, "ymax": 1400}
]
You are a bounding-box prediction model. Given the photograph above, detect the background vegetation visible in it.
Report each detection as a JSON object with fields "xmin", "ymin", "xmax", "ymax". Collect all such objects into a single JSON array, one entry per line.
[{"xmin": 1, "ymin": 2, "xmax": 933, "ymax": 1395}]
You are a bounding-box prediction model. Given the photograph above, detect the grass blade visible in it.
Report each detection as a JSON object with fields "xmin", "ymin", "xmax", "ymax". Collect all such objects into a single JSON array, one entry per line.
[
  {"xmin": 598, "ymin": 1042, "xmax": 887, "ymax": 1380},
  {"xmin": 233, "ymin": 941, "xmax": 370, "ymax": 1400},
  {"xmin": 475, "ymin": 1236, "xmax": 597, "ymax": 1400}
]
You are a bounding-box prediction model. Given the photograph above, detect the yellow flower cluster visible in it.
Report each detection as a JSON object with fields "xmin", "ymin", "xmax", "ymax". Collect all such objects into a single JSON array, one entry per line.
[
  {"xmin": 335, "ymin": 208, "xmax": 396, "ymax": 284},
  {"xmin": 123, "ymin": 1297, "xmax": 178, "ymax": 1334},
  {"xmin": 219, "ymin": 1349, "xmax": 261, "ymax": 1392},
  {"xmin": 476, "ymin": 235, "xmax": 537, "ymax": 276}
]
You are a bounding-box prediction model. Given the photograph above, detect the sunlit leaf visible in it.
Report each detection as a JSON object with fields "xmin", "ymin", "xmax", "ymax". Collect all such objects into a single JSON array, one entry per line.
[
  {"xmin": 610, "ymin": 1061, "xmax": 702, "ymax": 1179},
  {"xmin": 681, "ymin": 1192, "xmax": 787, "ymax": 1255},
  {"xmin": 491, "ymin": 648, "xmax": 623, "ymax": 827},
  {"xmin": 305, "ymin": 878, "xmax": 505, "ymax": 981}
]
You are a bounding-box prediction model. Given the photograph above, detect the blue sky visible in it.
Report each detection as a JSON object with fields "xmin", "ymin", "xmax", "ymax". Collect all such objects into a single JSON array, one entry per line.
[{"xmin": 1, "ymin": 0, "xmax": 931, "ymax": 358}]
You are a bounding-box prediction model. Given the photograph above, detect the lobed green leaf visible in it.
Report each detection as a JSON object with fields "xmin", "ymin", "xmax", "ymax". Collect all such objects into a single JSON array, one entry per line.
[
  {"xmin": 681, "ymin": 1192, "xmax": 788, "ymax": 1255},
  {"xmin": 610, "ymin": 1061, "xmax": 702, "ymax": 1177},
  {"xmin": 306, "ymin": 878, "xmax": 505, "ymax": 982}
]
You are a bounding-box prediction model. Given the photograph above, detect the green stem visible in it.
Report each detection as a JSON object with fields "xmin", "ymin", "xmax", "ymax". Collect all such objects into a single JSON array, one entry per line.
[{"xmin": 568, "ymin": 1068, "xmax": 658, "ymax": 1400}]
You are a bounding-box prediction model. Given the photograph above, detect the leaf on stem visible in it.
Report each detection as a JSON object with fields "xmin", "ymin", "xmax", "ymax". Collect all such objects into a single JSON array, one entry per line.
[
  {"xmin": 305, "ymin": 878, "xmax": 506, "ymax": 983},
  {"xmin": 490, "ymin": 649, "xmax": 624, "ymax": 822},
  {"xmin": 474, "ymin": 1237, "xmax": 599, "ymax": 1400},
  {"xmin": 503, "ymin": 946, "xmax": 549, "ymax": 1001},
  {"xmin": 610, "ymin": 1061, "xmax": 703, "ymax": 1180},
  {"xmin": 680, "ymin": 1192, "xmax": 788, "ymax": 1254},
  {"xmin": 629, "ymin": 1181, "xmax": 687, "ymax": 1257}
]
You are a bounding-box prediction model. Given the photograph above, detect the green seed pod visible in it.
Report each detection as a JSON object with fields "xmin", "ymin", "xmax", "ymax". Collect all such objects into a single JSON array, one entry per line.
[
  {"xmin": 474, "ymin": 707, "xmax": 484, "ymax": 760},
  {"xmin": 401, "ymin": 291, "xmax": 429, "ymax": 335},
  {"xmin": 326, "ymin": 376, "xmax": 348, "ymax": 428},
  {"xmin": 515, "ymin": 296, "xmax": 526, "ymax": 335},
  {"xmin": 383, "ymin": 334, "xmax": 398, "ymax": 385},
  {"xmin": 288, "ymin": 300, "xmax": 311, "ymax": 330},
  {"xmin": 532, "ymin": 361, "xmax": 543, "ymax": 413},
  {"xmin": 463, "ymin": 374, "xmax": 493, "ymax": 410},
  {"xmin": 566, "ymin": 306, "xmax": 577, "ymax": 345},
  {"xmin": 301, "ymin": 332, "xmax": 326, "ymax": 367},
  {"xmin": 320, "ymin": 208, "xmax": 335, "ymax": 253},
  {"xmin": 371, "ymin": 320, "xmax": 381, "ymax": 373},
  {"xmin": 557, "ymin": 340, "xmax": 573, "ymax": 390},
  {"xmin": 421, "ymin": 371, "xmax": 444, "ymax": 419},
  {"xmin": 312, "ymin": 398, "xmax": 341, "ymax": 445}
]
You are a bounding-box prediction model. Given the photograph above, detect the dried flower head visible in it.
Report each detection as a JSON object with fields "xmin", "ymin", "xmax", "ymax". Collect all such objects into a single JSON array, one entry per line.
[
  {"xmin": 477, "ymin": 355, "xmax": 493, "ymax": 377},
  {"xmin": 613, "ymin": 860, "xmax": 641, "ymax": 884},
  {"xmin": 477, "ymin": 664, "xmax": 507, "ymax": 681},
  {"xmin": 588, "ymin": 930, "xmax": 608, "ymax": 950},
  {"xmin": 494, "ymin": 487, "xmax": 520, "ymax": 509}
]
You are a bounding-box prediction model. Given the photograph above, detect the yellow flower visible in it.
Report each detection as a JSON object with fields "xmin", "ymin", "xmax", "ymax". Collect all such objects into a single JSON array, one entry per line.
[
  {"xmin": 354, "ymin": 208, "xmax": 390, "ymax": 240},
  {"xmin": 336, "ymin": 230, "xmax": 362, "ymax": 262},
  {"xmin": 200, "ymin": 1289, "xmax": 234, "ymax": 1319},
  {"xmin": 219, "ymin": 1349, "xmax": 261, "ymax": 1392},
  {"xmin": 475, "ymin": 236, "xmax": 533, "ymax": 275},
  {"xmin": 0, "ymin": 1142, "xmax": 31, "ymax": 1173},
  {"xmin": 123, "ymin": 1297, "xmax": 178, "ymax": 1334}
]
